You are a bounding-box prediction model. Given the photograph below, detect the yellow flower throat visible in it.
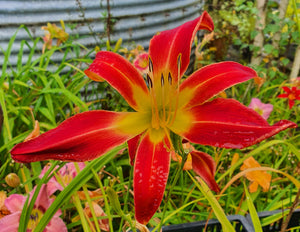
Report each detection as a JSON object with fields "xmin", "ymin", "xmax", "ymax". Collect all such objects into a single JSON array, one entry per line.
[{"xmin": 146, "ymin": 56, "xmax": 181, "ymax": 132}]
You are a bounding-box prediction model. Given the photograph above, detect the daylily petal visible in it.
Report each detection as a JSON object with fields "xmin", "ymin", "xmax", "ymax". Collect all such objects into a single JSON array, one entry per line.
[
  {"xmin": 190, "ymin": 151, "xmax": 219, "ymax": 192},
  {"xmin": 46, "ymin": 216, "xmax": 68, "ymax": 232},
  {"xmin": 134, "ymin": 131, "xmax": 170, "ymax": 225},
  {"xmin": 240, "ymin": 157, "xmax": 271, "ymax": 193},
  {"xmin": 33, "ymin": 185, "xmax": 53, "ymax": 211},
  {"xmin": 288, "ymin": 100, "xmax": 295, "ymax": 109},
  {"xmin": 0, "ymin": 212, "xmax": 21, "ymax": 232},
  {"xmin": 5, "ymin": 194, "xmax": 25, "ymax": 213},
  {"xmin": 249, "ymin": 182, "xmax": 259, "ymax": 193},
  {"xmin": 84, "ymin": 51, "xmax": 150, "ymax": 111},
  {"xmin": 149, "ymin": 11, "xmax": 213, "ymax": 85},
  {"xmin": 11, "ymin": 111, "xmax": 149, "ymax": 163},
  {"xmin": 277, "ymin": 93, "xmax": 288, "ymax": 98},
  {"xmin": 173, "ymin": 98, "xmax": 297, "ymax": 149},
  {"xmin": 127, "ymin": 134, "xmax": 142, "ymax": 166},
  {"xmin": 179, "ymin": 62, "xmax": 257, "ymax": 109}
]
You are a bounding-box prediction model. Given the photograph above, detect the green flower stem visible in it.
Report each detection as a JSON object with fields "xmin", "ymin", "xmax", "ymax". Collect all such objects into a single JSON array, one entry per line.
[
  {"xmin": 18, "ymin": 160, "xmax": 60, "ymax": 232},
  {"xmin": 82, "ymin": 185, "xmax": 100, "ymax": 232},
  {"xmin": 72, "ymin": 192, "xmax": 92, "ymax": 232},
  {"xmin": 106, "ymin": 186, "xmax": 136, "ymax": 232},
  {"xmin": 187, "ymin": 172, "xmax": 235, "ymax": 232},
  {"xmin": 0, "ymin": 89, "xmax": 12, "ymax": 141},
  {"xmin": 35, "ymin": 144, "xmax": 125, "ymax": 232},
  {"xmin": 118, "ymin": 163, "xmax": 134, "ymax": 232},
  {"xmin": 74, "ymin": 162, "xmax": 101, "ymax": 232},
  {"xmin": 292, "ymin": 0, "xmax": 300, "ymax": 35},
  {"xmin": 91, "ymin": 168, "xmax": 114, "ymax": 232},
  {"xmin": 157, "ymin": 132, "xmax": 187, "ymax": 231}
]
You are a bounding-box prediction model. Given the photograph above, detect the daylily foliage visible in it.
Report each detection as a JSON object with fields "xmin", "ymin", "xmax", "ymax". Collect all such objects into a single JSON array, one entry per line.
[{"xmin": 11, "ymin": 12, "xmax": 297, "ymax": 225}]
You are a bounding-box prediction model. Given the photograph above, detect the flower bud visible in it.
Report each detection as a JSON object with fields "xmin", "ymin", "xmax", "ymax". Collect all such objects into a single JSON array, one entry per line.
[
  {"xmin": 5, "ymin": 173, "xmax": 20, "ymax": 187},
  {"xmin": 106, "ymin": 187, "xmax": 123, "ymax": 216}
]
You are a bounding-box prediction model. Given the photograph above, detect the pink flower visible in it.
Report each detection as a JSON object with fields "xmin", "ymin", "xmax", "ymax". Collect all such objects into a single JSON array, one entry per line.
[
  {"xmin": 0, "ymin": 184, "xmax": 67, "ymax": 232},
  {"xmin": 39, "ymin": 162, "xmax": 85, "ymax": 195},
  {"xmin": 248, "ymin": 98, "xmax": 273, "ymax": 120},
  {"xmin": 84, "ymin": 202, "xmax": 109, "ymax": 231},
  {"xmin": 133, "ymin": 52, "xmax": 149, "ymax": 74}
]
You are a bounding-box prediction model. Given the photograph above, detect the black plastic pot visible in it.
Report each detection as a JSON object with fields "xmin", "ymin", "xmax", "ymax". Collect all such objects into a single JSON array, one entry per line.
[
  {"xmin": 142, "ymin": 209, "xmax": 300, "ymax": 232},
  {"xmin": 249, "ymin": 209, "xmax": 300, "ymax": 232},
  {"xmin": 160, "ymin": 215, "xmax": 252, "ymax": 232}
]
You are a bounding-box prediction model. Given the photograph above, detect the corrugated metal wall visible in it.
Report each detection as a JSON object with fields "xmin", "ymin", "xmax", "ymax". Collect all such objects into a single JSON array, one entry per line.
[{"xmin": 0, "ymin": 0, "xmax": 204, "ymax": 69}]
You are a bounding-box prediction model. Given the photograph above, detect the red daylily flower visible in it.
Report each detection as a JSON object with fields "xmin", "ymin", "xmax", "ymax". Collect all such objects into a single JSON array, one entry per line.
[
  {"xmin": 11, "ymin": 12, "xmax": 297, "ymax": 225},
  {"xmin": 277, "ymin": 86, "xmax": 300, "ymax": 109}
]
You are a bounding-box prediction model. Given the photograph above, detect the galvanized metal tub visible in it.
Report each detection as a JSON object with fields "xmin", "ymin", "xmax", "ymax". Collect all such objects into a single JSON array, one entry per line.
[{"xmin": 0, "ymin": 0, "xmax": 205, "ymax": 69}]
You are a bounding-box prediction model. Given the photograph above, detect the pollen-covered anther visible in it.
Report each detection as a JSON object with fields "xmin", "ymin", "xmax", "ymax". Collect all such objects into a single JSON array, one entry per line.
[
  {"xmin": 177, "ymin": 54, "xmax": 182, "ymax": 70},
  {"xmin": 168, "ymin": 72, "xmax": 172, "ymax": 85},
  {"xmin": 161, "ymin": 73, "xmax": 164, "ymax": 86},
  {"xmin": 149, "ymin": 57, "xmax": 153, "ymax": 73},
  {"xmin": 146, "ymin": 73, "xmax": 153, "ymax": 88}
]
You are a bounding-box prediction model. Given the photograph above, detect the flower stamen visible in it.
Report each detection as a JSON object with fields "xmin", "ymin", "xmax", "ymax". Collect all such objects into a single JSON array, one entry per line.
[
  {"xmin": 162, "ymin": 127, "xmax": 173, "ymax": 152},
  {"xmin": 161, "ymin": 73, "xmax": 167, "ymax": 126},
  {"xmin": 168, "ymin": 54, "xmax": 181, "ymax": 127},
  {"xmin": 148, "ymin": 58, "xmax": 160, "ymax": 129}
]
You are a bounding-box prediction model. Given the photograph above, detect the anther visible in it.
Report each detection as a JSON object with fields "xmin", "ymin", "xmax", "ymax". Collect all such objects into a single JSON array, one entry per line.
[
  {"xmin": 149, "ymin": 58, "xmax": 153, "ymax": 73},
  {"xmin": 177, "ymin": 54, "xmax": 182, "ymax": 70},
  {"xmin": 168, "ymin": 72, "xmax": 172, "ymax": 85},
  {"xmin": 161, "ymin": 73, "xmax": 164, "ymax": 86},
  {"xmin": 146, "ymin": 74, "xmax": 153, "ymax": 88}
]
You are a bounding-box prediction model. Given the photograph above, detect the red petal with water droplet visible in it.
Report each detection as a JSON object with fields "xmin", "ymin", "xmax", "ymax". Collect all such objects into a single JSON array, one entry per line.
[
  {"xmin": 191, "ymin": 151, "xmax": 219, "ymax": 192},
  {"xmin": 181, "ymin": 98, "xmax": 297, "ymax": 149},
  {"xmin": 149, "ymin": 11, "xmax": 214, "ymax": 84},
  {"xmin": 179, "ymin": 61, "xmax": 257, "ymax": 109},
  {"xmin": 11, "ymin": 111, "xmax": 138, "ymax": 163},
  {"xmin": 84, "ymin": 51, "xmax": 150, "ymax": 111},
  {"xmin": 134, "ymin": 132, "xmax": 170, "ymax": 225}
]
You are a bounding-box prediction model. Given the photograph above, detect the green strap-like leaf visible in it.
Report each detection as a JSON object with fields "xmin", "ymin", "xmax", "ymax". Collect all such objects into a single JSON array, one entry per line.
[
  {"xmin": 34, "ymin": 144, "xmax": 126, "ymax": 232},
  {"xmin": 244, "ymin": 182, "xmax": 263, "ymax": 232},
  {"xmin": 188, "ymin": 172, "xmax": 235, "ymax": 232}
]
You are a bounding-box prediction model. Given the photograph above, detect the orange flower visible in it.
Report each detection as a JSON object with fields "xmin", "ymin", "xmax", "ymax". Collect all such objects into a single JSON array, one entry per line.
[
  {"xmin": 240, "ymin": 157, "xmax": 271, "ymax": 193},
  {"xmin": 253, "ymin": 76, "xmax": 265, "ymax": 91},
  {"xmin": 84, "ymin": 202, "xmax": 109, "ymax": 232},
  {"xmin": 0, "ymin": 191, "xmax": 10, "ymax": 219},
  {"xmin": 171, "ymin": 142, "xmax": 193, "ymax": 170},
  {"xmin": 24, "ymin": 121, "xmax": 40, "ymax": 142}
]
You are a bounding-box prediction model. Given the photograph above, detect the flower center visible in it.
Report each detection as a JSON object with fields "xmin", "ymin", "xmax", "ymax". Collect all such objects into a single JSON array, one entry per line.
[
  {"xmin": 146, "ymin": 56, "xmax": 181, "ymax": 132},
  {"xmin": 27, "ymin": 207, "xmax": 45, "ymax": 230},
  {"xmin": 254, "ymin": 107, "xmax": 263, "ymax": 116},
  {"xmin": 288, "ymin": 93, "xmax": 296, "ymax": 101}
]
